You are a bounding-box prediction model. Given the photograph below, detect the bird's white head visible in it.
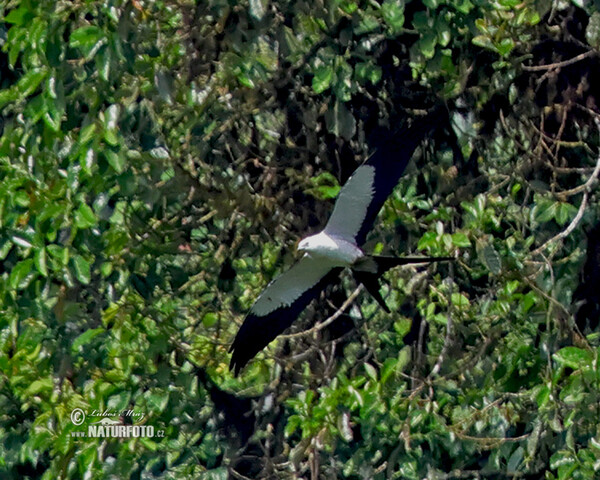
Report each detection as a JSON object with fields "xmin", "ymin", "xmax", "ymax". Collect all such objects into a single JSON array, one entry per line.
[
  {"xmin": 297, "ymin": 233, "xmax": 325, "ymax": 255},
  {"xmin": 297, "ymin": 236, "xmax": 313, "ymax": 254},
  {"xmin": 297, "ymin": 232, "xmax": 336, "ymax": 257}
]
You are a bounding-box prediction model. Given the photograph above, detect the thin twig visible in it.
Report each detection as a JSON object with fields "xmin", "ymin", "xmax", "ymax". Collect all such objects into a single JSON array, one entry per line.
[
  {"xmin": 279, "ymin": 285, "xmax": 363, "ymax": 340},
  {"xmin": 531, "ymin": 191, "xmax": 588, "ymax": 256},
  {"xmin": 522, "ymin": 49, "xmax": 596, "ymax": 72},
  {"xmin": 429, "ymin": 262, "xmax": 454, "ymax": 377},
  {"xmin": 557, "ymin": 150, "xmax": 600, "ymax": 197},
  {"xmin": 530, "ymin": 118, "xmax": 600, "ymax": 256}
]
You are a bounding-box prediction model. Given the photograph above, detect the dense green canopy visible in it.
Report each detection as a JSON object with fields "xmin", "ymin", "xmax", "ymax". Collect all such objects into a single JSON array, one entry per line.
[{"xmin": 1, "ymin": 0, "xmax": 599, "ymax": 478}]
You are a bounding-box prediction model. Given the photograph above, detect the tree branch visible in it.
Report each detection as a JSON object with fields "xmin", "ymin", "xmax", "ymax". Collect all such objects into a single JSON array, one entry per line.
[
  {"xmin": 530, "ymin": 118, "xmax": 600, "ymax": 256},
  {"xmin": 522, "ymin": 49, "xmax": 596, "ymax": 72},
  {"xmin": 280, "ymin": 285, "xmax": 363, "ymax": 340}
]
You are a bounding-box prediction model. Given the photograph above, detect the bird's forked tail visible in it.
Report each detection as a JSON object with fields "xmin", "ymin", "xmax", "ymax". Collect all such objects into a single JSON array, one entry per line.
[{"xmin": 352, "ymin": 255, "xmax": 453, "ymax": 313}]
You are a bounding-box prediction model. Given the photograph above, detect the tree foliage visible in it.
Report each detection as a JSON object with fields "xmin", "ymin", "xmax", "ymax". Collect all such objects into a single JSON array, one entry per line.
[{"xmin": 1, "ymin": 0, "xmax": 599, "ymax": 478}]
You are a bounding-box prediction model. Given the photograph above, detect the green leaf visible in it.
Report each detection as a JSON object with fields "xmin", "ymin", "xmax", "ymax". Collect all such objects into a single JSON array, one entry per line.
[
  {"xmin": 72, "ymin": 255, "xmax": 91, "ymax": 284},
  {"xmin": 554, "ymin": 202, "xmax": 577, "ymax": 226},
  {"xmin": 507, "ymin": 446, "xmax": 524, "ymax": 473},
  {"xmin": 0, "ymin": 240, "xmax": 12, "ymax": 260},
  {"xmin": 454, "ymin": 0, "xmax": 474, "ymax": 14},
  {"xmin": 333, "ymin": 60, "xmax": 353, "ymax": 102},
  {"xmin": 69, "ymin": 26, "xmax": 105, "ymax": 56},
  {"xmin": 103, "ymin": 104, "xmax": 120, "ymax": 145},
  {"xmin": 451, "ymin": 232, "xmax": 471, "ymax": 247},
  {"xmin": 105, "ymin": 150, "xmax": 125, "ymax": 173},
  {"xmin": 496, "ymin": 38, "xmax": 515, "ymax": 57},
  {"xmin": 419, "ymin": 32, "xmax": 437, "ymax": 59},
  {"xmin": 18, "ymin": 69, "xmax": 48, "ymax": 97},
  {"xmin": 74, "ymin": 203, "xmax": 97, "ymax": 229},
  {"xmin": 0, "ymin": 87, "xmax": 18, "ymax": 109},
  {"xmin": 107, "ymin": 391, "xmax": 131, "ymax": 412},
  {"xmin": 307, "ymin": 172, "xmax": 341, "ymax": 200},
  {"xmin": 72, "ymin": 328, "xmax": 104, "ymax": 353},
  {"xmin": 43, "ymin": 104, "xmax": 62, "ymax": 132},
  {"xmin": 312, "ymin": 65, "xmax": 333, "ymax": 94},
  {"xmin": 34, "ymin": 248, "xmax": 48, "ymax": 276},
  {"xmin": 249, "ymin": 0, "xmax": 266, "ymax": 20},
  {"xmin": 104, "ymin": 129, "xmax": 119, "ymax": 146},
  {"xmin": 4, "ymin": 6, "xmax": 35, "ymax": 25},
  {"xmin": 145, "ymin": 390, "xmax": 169, "ymax": 413},
  {"xmin": 586, "ymin": 12, "xmax": 600, "ymax": 48},
  {"xmin": 26, "ymin": 378, "xmax": 54, "ymax": 396},
  {"xmin": 364, "ymin": 363, "xmax": 377, "ymax": 381},
  {"xmin": 482, "ymin": 244, "xmax": 501, "ymax": 274},
  {"xmin": 534, "ymin": 199, "xmax": 556, "ymax": 223},
  {"xmin": 47, "ymin": 244, "xmax": 69, "ymax": 264},
  {"xmin": 80, "ymin": 124, "xmax": 97, "ymax": 145},
  {"xmin": 380, "ymin": 358, "xmax": 398, "ymax": 384},
  {"xmin": 14, "ymin": 191, "xmax": 30, "ymax": 208},
  {"xmin": 381, "ymin": 0, "xmax": 405, "ymax": 33},
  {"xmin": 324, "ymin": 100, "xmax": 356, "ymax": 140},
  {"xmin": 418, "ymin": 231, "xmax": 438, "ymax": 250},
  {"xmin": 236, "ymin": 72, "xmax": 254, "ymax": 88},
  {"xmin": 96, "ymin": 46, "xmax": 112, "ymax": 81},
  {"xmin": 451, "ymin": 292, "xmax": 470, "ymax": 308},
  {"xmin": 202, "ymin": 312, "xmax": 218, "ymax": 328},
  {"xmin": 553, "ymin": 347, "xmax": 593, "ymax": 370},
  {"xmin": 100, "ymin": 262, "xmax": 113, "ymax": 278},
  {"xmin": 12, "ymin": 235, "xmax": 33, "ymax": 248},
  {"xmin": 549, "ymin": 450, "xmax": 576, "ymax": 471},
  {"xmin": 355, "ymin": 62, "xmax": 382, "ymax": 85},
  {"xmin": 77, "ymin": 446, "xmax": 98, "ymax": 478},
  {"xmin": 9, "ymin": 259, "xmax": 36, "ymax": 290},
  {"xmin": 338, "ymin": 0, "xmax": 358, "ymax": 14},
  {"xmin": 472, "ymin": 35, "xmax": 493, "ymax": 50}
]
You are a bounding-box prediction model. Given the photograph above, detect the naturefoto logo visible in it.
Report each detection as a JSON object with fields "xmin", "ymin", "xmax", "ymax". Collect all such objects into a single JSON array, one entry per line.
[{"xmin": 70, "ymin": 408, "xmax": 165, "ymax": 438}]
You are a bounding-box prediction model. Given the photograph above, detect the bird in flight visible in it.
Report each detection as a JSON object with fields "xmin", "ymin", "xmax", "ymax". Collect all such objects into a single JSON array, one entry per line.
[{"xmin": 229, "ymin": 113, "xmax": 452, "ymax": 375}]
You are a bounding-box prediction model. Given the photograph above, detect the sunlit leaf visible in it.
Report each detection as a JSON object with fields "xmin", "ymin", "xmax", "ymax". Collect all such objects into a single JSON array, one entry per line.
[
  {"xmin": 18, "ymin": 69, "xmax": 48, "ymax": 97},
  {"xmin": 553, "ymin": 347, "xmax": 593, "ymax": 370},
  {"xmin": 34, "ymin": 247, "xmax": 48, "ymax": 276},
  {"xmin": 9, "ymin": 259, "xmax": 36, "ymax": 289},
  {"xmin": 451, "ymin": 232, "xmax": 471, "ymax": 247},
  {"xmin": 74, "ymin": 203, "xmax": 97, "ymax": 229},
  {"xmin": 312, "ymin": 65, "xmax": 333, "ymax": 94},
  {"xmin": 382, "ymin": 0, "xmax": 405, "ymax": 33},
  {"xmin": 69, "ymin": 26, "xmax": 105, "ymax": 57},
  {"xmin": 72, "ymin": 328, "xmax": 104, "ymax": 352},
  {"xmin": 72, "ymin": 255, "xmax": 91, "ymax": 284}
]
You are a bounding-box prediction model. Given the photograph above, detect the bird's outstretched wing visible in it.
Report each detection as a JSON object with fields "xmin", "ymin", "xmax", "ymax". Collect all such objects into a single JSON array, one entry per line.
[
  {"xmin": 229, "ymin": 254, "xmax": 342, "ymax": 376},
  {"xmin": 324, "ymin": 114, "xmax": 439, "ymax": 246}
]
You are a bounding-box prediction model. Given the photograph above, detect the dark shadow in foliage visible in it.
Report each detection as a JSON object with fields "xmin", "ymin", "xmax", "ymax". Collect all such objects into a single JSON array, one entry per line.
[
  {"xmin": 0, "ymin": 388, "xmax": 49, "ymax": 480},
  {"xmin": 195, "ymin": 368, "xmax": 290, "ymax": 479},
  {"xmin": 196, "ymin": 368, "xmax": 257, "ymax": 447},
  {"xmin": 573, "ymin": 222, "xmax": 600, "ymax": 332}
]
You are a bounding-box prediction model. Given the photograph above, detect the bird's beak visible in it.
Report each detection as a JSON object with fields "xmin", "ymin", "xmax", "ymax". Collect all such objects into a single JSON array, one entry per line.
[{"xmin": 296, "ymin": 239, "xmax": 306, "ymax": 255}]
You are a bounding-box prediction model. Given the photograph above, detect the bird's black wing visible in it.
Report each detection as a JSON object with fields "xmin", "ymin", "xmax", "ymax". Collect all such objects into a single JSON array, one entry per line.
[
  {"xmin": 325, "ymin": 114, "xmax": 440, "ymax": 246},
  {"xmin": 229, "ymin": 254, "xmax": 342, "ymax": 375}
]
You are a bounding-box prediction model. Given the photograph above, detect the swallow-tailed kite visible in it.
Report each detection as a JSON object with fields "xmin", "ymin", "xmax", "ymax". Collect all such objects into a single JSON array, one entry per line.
[{"xmin": 229, "ymin": 114, "xmax": 452, "ymax": 375}]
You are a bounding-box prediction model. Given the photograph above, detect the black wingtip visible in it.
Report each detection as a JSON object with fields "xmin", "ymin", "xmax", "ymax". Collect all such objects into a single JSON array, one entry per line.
[
  {"xmin": 228, "ymin": 354, "xmax": 244, "ymax": 378},
  {"xmin": 229, "ymin": 359, "xmax": 241, "ymax": 377},
  {"xmin": 228, "ymin": 332, "xmax": 250, "ymax": 377}
]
